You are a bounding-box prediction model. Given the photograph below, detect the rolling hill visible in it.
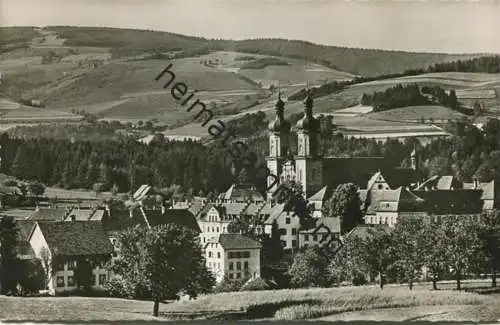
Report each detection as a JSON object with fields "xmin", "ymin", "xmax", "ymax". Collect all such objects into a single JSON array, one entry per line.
[
  {"xmin": 43, "ymin": 26, "xmax": 482, "ymax": 76},
  {"xmin": 0, "ymin": 26, "xmax": 497, "ymax": 132}
]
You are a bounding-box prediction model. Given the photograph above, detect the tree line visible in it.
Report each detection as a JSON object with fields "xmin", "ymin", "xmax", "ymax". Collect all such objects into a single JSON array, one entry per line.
[
  {"xmin": 289, "ymin": 55, "xmax": 500, "ymax": 101},
  {"xmin": 289, "ymin": 212, "xmax": 500, "ymax": 291},
  {"xmin": 360, "ymin": 84, "xmax": 460, "ymax": 112}
]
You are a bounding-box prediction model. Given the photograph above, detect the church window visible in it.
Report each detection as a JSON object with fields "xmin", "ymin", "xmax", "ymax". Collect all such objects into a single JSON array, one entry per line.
[{"xmin": 378, "ymin": 184, "xmax": 383, "ymax": 190}]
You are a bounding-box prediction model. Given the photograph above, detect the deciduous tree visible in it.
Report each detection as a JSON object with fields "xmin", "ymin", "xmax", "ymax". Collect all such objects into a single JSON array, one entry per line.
[
  {"xmin": 323, "ymin": 183, "xmax": 363, "ymax": 234},
  {"xmin": 0, "ymin": 216, "xmax": 19, "ymax": 294},
  {"xmin": 288, "ymin": 246, "xmax": 328, "ymax": 288},
  {"xmin": 112, "ymin": 224, "xmax": 214, "ymax": 316}
]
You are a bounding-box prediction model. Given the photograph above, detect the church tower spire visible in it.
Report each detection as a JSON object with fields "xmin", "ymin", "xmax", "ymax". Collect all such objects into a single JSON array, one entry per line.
[
  {"xmin": 266, "ymin": 89, "xmax": 291, "ymax": 197},
  {"xmin": 295, "ymin": 84, "xmax": 322, "ymax": 197},
  {"xmin": 296, "ymin": 87, "xmax": 320, "ymax": 157}
]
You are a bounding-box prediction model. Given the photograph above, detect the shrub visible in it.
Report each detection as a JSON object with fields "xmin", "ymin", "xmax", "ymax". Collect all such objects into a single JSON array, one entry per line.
[
  {"xmin": 241, "ymin": 277, "xmax": 271, "ymax": 291},
  {"xmin": 17, "ymin": 259, "xmax": 46, "ymax": 295},
  {"xmin": 214, "ymin": 277, "xmax": 247, "ymax": 293}
]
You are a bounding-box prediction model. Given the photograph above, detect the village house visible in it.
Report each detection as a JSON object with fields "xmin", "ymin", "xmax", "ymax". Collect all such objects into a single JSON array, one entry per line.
[
  {"xmin": 28, "ymin": 221, "xmax": 114, "ymax": 295},
  {"xmin": 204, "ymin": 233, "xmax": 261, "ymax": 283}
]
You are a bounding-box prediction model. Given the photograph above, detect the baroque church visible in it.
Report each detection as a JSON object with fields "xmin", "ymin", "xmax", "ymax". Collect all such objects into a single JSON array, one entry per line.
[{"xmin": 265, "ymin": 91, "xmax": 415, "ymax": 200}]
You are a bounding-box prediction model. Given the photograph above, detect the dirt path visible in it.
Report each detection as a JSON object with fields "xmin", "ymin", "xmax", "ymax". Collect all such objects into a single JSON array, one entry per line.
[{"xmin": 315, "ymin": 305, "xmax": 479, "ymax": 322}]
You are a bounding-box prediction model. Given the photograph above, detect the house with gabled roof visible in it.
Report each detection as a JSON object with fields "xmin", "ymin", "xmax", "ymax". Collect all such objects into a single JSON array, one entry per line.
[
  {"xmin": 363, "ymin": 187, "xmax": 426, "ymax": 227},
  {"xmin": 28, "ymin": 221, "xmax": 114, "ymax": 295},
  {"xmin": 298, "ymin": 216, "xmax": 341, "ymax": 249},
  {"xmin": 219, "ymin": 183, "xmax": 265, "ymax": 203},
  {"xmin": 204, "ymin": 233, "xmax": 261, "ymax": 283}
]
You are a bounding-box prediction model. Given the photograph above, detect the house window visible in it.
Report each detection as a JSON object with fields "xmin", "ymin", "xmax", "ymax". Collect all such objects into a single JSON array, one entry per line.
[
  {"xmin": 313, "ymin": 235, "xmax": 318, "ymax": 241},
  {"xmin": 55, "ymin": 261, "xmax": 65, "ymax": 271},
  {"xmin": 56, "ymin": 276, "xmax": 65, "ymax": 287},
  {"xmin": 244, "ymin": 261, "xmax": 249, "ymax": 270},
  {"xmin": 217, "ymin": 227, "xmax": 219, "ymax": 232},
  {"xmin": 217, "ymin": 252, "xmax": 221, "ymax": 258},
  {"xmin": 67, "ymin": 276, "xmax": 75, "ymax": 287},
  {"xmin": 237, "ymin": 262, "xmax": 241, "ymax": 270},
  {"xmin": 222, "ymin": 226, "xmax": 226, "ymax": 232},
  {"xmin": 208, "ymin": 251, "xmax": 212, "ymax": 258},
  {"xmin": 243, "ymin": 251, "xmax": 250, "ymax": 258},
  {"xmin": 236, "ymin": 273, "xmax": 241, "ymax": 279},
  {"xmin": 304, "ymin": 234, "xmax": 309, "ymax": 241},
  {"xmin": 91, "ymin": 274, "xmax": 96, "ymax": 286},
  {"xmin": 292, "ymin": 240, "xmax": 297, "ymax": 248},
  {"xmin": 229, "ymin": 273, "xmax": 234, "ymax": 279},
  {"xmin": 292, "ymin": 228, "xmax": 297, "ymax": 235},
  {"xmin": 285, "ymin": 218, "xmax": 291, "ymax": 224},
  {"xmin": 228, "ymin": 252, "xmax": 235, "ymax": 259},
  {"xmin": 99, "ymin": 274, "xmax": 106, "ymax": 285},
  {"xmin": 229, "ymin": 262, "xmax": 234, "ymax": 270},
  {"xmin": 280, "ymin": 240, "xmax": 286, "ymax": 247},
  {"xmin": 279, "ymin": 228, "xmax": 286, "ymax": 235},
  {"xmin": 67, "ymin": 260, "xmax": 76, "ymax": 270}
]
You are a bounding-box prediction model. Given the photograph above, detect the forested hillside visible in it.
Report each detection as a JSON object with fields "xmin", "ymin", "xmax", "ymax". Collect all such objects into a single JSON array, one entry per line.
[{"xmin": 44, "ymin": 26, "xmax": 479, "ymax": 76}]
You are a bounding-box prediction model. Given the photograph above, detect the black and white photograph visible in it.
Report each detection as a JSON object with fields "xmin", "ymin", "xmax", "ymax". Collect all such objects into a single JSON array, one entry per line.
[{"xmin": 1, "ymin": 0, "xmax": 500, "ymax": 323}]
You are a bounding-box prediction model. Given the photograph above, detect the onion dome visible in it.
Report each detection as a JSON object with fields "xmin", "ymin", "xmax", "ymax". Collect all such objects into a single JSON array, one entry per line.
[
  {"xmin": 296, "ymin": 91, "xmax": 320, "ymax": 133},
  {"xmin": 268, "ymin": 93, "xmax": 291, "ymax": 133}
]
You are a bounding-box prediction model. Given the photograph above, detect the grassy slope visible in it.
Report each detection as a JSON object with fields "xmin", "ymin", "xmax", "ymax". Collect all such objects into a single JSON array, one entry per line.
[
  {"xmin": 44, "ymin": 26, "xmax": 482, "ymax": 77},
  {"xmin": 0, "ymin": 296, "xmax": 162, "ymax": 321},
  {"xmin": 1, "ymin": 286, "xmax": 499, "ymax": 322},
  {"xmin": 367, "ymin": 105, "xmax": 466, "ymax": 122},
  {"xmin": 163, "ymin": 286, "xmax": 497, "ymax": 321}
]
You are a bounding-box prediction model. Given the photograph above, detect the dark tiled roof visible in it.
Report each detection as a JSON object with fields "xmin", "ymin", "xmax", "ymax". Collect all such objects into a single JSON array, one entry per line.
[
  {"xmin": 218, "ymin": 233, "xmax": 262, "ymax": 250},
  {"xmin": 16, "ymin": 219, "xmax": 36, "ymax": 242},
  {"xmin": 300, "ymin": 217, "xmax": 340, "ymax": 234},
  {"xmin": 364, "ymin": 187, "xmax": 424, "ymax": 214},
  {"xmin": 29, "ymin": 208, "xmax": 68, "ymax": 221},
  {"xmin": 346, "ymin": 224, "xmax": 391, "ymax": 240},
  {"xmin": 143, "ymin": 208, "xmax": 200, "ymax": 232},
  {"xmin": 381, "ymin": 168, "xmax": 417, "ymax": 188},
  {"xmin": 223, "ymin": 183, "xmax": 265, "ymax": 202},
  {"xmin": 323, "ymin": 157, "xmax": 393, "ymax": 189},
  {"xmin": 103, "ymin": 208, "xmax": 200, "ymax": 233},
  {"xmin": 36, "ymin": 221, "xmax": 114, "ymax": 257},
  {"xmin": 412, "ymin": 189, "xmax": 483, "ymax": 215},
  {"xmin": 15, "ymin": 220, "xmax": 36, "ymax": 259}
]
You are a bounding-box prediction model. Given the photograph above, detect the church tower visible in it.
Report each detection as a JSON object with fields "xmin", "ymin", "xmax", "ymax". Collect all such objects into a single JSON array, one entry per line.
[
  {"xmin": 266, "ymin": 92, "xmax": 291, "ymax": 198},
  {"xmin": 295, "ymin": 91, "xmax": 323, "ymax": 197}
]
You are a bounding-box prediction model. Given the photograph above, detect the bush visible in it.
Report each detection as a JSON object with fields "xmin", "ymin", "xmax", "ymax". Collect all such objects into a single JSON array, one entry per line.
[
  {"xmin": 241, "ymin": 277, "xmax": 271, "ymax": 291},
  {"xmin": 352, "ymin": 273, "xmax": 368, "ymax": 286},
  {"xmin": 104, "ymin": 277, "xmax": 130, "ymax": 298},
  {"xmin": 214, "ymin": 277, "xmax": 247, "ymax": 293},
  {"xmin": 17, "ymin": 259, "xmax": 46, "ymax": 295}
]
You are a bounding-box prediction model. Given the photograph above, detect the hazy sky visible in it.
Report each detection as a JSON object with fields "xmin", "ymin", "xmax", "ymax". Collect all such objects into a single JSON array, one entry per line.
[{"xmin": 2, "ymin": 0, "xmax": 500, "ymax": 54}]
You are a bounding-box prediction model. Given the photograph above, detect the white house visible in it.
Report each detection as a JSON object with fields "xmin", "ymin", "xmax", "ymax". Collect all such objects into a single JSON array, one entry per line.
[
  {"xmin": 204, "ymin": 233, "xmax": 261, "ymax": 283},
  {"xmin": 28, "ymin": 221, "xmax": 114, "ymax": 295}
]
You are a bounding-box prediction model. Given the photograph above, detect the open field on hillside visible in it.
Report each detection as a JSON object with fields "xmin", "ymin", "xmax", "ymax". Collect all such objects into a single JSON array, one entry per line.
[
  {"xmin": 162, "ymin": 285, "xmax": 498, "ymax": 321},
  {"xmin": 0, "ymin": 296, "xmax": 163, "ymax": 321},
  {"xmin": 367, "ymin": 105, "xmax": 466, "ymax": 122},
  {"xmin": 44, "ymin": 187, "xmax": 114, "ymax": 200},
  {"xmin": 2, "ymin": 283, "xmax": 500, "ymax": 322},
  {"xmin": 43, "ymin": 26, "xmax": 480, "ymax": 76}
]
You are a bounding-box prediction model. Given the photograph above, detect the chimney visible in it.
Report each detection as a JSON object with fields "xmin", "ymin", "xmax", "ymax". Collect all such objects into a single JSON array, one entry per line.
[{"xmin": 474, "ymin": 177, "xmax": 480, "ymax": 189}]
